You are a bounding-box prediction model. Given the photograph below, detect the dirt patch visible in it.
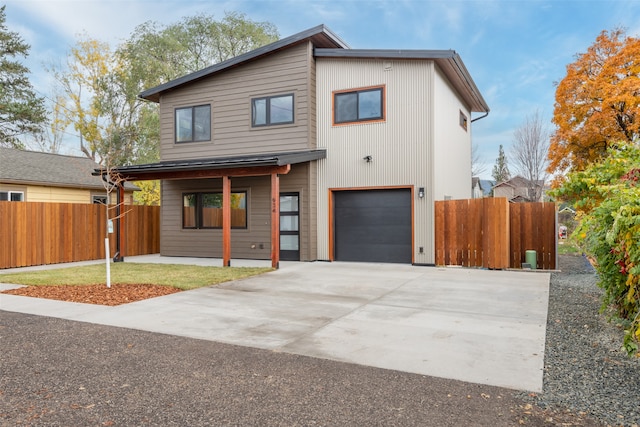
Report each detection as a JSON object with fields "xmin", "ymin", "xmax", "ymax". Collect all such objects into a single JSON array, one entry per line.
[{"xmin": 2, "ymin": 283, "xmax": 181, "ymax": 306}]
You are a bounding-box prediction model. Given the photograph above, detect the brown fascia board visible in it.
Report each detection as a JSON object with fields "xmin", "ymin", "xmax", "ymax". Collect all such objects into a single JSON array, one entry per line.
[
  {"xmin": 314, "ymin": 48, "xmax": 489, "ymax": 113},
  {"xmin": 139, "ymin": 24, "xmax": 350, "ymax": 103}
]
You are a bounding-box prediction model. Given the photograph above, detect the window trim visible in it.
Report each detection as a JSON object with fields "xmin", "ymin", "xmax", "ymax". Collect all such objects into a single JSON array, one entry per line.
[
  {"xmin": 182, "ymin": 191, "xmax": 248, "ymax": 230},
  {"xmin": 459, "ymin": 110, "xmax": 468, "ymax": 131},
  {"xmin": 92, "ymin": 194, "xmax": 108, "ymax": 205},
  {"xmin": 175, "ymin": 104, "xmax": 211, "ymax": 143},
  {"xmin": 332, "ymin": 85, "xmax": 386, "ymax": 126},
  {"xmin": 251, "ymin": 93, "xmax": 295, "ymax": 127},
  {"xmin": 0, "ymin": 191, "xmax": 24, "ymax": 202}
]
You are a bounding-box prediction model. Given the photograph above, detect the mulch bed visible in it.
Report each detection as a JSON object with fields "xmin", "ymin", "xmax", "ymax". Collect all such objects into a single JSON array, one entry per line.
[{"xmin": 2, "ymin": 283, "xmax": 181, "ymax": 306}]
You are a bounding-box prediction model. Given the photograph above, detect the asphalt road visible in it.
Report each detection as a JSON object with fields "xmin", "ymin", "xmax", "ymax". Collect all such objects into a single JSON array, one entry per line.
[{"xmin": 1, "ymin": 310, "xmax": 538, "ymax": 426}]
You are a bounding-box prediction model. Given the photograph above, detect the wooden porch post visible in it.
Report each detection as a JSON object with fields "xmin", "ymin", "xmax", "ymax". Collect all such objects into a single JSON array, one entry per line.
[
  {"xmin": 222, "ymin": 175, "xmax": 231, "ymax": 267},
  {"xmin": 271, "ymin": 172, "xmax": 280, "ymax": 269}
]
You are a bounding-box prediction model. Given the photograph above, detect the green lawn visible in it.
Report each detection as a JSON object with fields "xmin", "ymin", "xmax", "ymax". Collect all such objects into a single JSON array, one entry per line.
[
  {"xmin": 557, "ymin": 239, "xmax": 581, "ymax": 255},
  {"xmin": 0, "ymin": 263, "xmax": 273, "ymax": 290}
]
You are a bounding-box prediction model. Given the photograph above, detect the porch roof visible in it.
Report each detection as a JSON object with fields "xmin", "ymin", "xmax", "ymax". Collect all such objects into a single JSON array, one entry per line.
[{"xmin": 94, "ymin": 149, "xmax": 326, "ymax": 181}]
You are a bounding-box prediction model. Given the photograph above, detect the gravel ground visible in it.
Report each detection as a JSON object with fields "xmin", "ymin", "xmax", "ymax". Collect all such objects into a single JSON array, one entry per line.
[
  {"xmin": 1, "ymin": 255, "xmax": 638, "ymax": 426},
  {"xmin": 520, "ymin": 255, "xmax": 640, "ymax": 427}
]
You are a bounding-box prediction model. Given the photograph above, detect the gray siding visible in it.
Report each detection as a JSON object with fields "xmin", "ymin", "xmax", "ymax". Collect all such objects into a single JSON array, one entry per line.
[
  {"xmin": 159, "ymin": 42, "xmax": 317, "ymax": 161},
  {"xmin": 160, "ymin": 163, "xmax": 315, "ymax": 261}
]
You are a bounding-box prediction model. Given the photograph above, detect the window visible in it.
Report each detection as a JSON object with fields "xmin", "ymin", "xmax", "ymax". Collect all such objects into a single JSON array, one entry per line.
[
  {"xmin": 459, "ymin": 110, "xmax": 468, "ymax": 131},
  {"xmin": 334, "ymin": 86, "xmax": 384, "ymax": 124},
  {"xmin": 251, "ymin": 94, "xmax": 294, "ymax": 127},
  {"xmin": 92, "ymin": 195, "xmax": 108, "ymax": 205},
  {"xmin": 175, "ymin": 105, "xmax": 211, "ymax": 142},
  {"xmin": 182, "ymin": 192, "xmax": 247, "ymax": 229},
  {"xmin": 0, "ymin": 191, "xmax": 24, "ymax": 201}
]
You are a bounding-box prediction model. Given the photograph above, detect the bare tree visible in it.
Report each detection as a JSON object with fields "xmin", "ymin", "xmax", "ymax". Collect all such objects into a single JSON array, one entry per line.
[
  {"xmin": 26, "ymin": 92, "xmax": 67, "ymax": 154},
  {"xmin": 97, "ymin": 153, "xmax": 130, "ymax": 288},
  {"xmin": 510, "ymin": 110, "xmax": 550, "ymax": 201},
  {"xmin": 471, "ymin": 142, "xmax": 486, "ymax": 177}
]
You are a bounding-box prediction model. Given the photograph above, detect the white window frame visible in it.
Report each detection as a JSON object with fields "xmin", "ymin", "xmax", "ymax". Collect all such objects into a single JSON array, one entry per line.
[{"xmin": 0, "ymin": 191, "xmax": 24, "ymax": 201}]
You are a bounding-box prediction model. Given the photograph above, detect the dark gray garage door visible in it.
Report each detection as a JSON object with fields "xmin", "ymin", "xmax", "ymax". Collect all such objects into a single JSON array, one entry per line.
[{"xmin": 334, "ymin": 189, "xmax": 412, "ymax": 263}]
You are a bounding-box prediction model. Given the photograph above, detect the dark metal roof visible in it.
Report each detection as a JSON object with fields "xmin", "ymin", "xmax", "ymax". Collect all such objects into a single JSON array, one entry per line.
[
  {"xmin": 315, "ymin": 48, "xmax": 489, "ymax": 113},
  {"xmin": 100, "ymin": 149, "xmax": 327, "ymax": 178},
  {"xmin": 139, "ymin": 25, "xmax": 349, "ymax": 103},
  {"xmin": 0, "ymin": 147, "xmax": 137, "ymax": 190}
]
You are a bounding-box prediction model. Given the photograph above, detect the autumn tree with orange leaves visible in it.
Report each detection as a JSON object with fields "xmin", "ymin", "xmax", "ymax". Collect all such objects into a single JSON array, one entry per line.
[{"xmin": 548, "ymin": 29, "xmax": 640, "ymax": 177}]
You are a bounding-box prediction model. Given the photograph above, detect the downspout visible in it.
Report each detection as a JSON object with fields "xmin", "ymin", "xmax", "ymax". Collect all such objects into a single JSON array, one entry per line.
[{"xmin": 471, "ymin": 111, "xmax": 489, "ymax": 123}]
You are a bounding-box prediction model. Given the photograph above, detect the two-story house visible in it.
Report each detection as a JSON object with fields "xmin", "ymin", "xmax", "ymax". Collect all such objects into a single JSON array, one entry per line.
[{"xmin": 109, "ymin": 25, "xmax": 489, "ymax": 267}]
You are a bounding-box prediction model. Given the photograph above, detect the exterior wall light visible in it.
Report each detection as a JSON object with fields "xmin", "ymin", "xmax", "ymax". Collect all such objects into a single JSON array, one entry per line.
[
  {"xmin": 363, "ymin": 155, "xmax": 372, "ymax": 163},
  {"xmin": 418, "ymin": 187, "xmax": 425, "ymax": 198}
]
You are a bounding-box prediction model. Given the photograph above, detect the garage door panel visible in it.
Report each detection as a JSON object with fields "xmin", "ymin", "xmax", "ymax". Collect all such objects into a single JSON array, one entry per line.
[
  {"xmin": 334, "ymin": 189, "xmax": 412, "ymax": 264},
  {"xmin": 337, "ymin": 243, "xmax": 412, "ymax": 263},
  {"xmin": 338, "ymin": 225, "xmax": 411, "ymax": 244},
  {"xmin": 334, "ymin": 210, "xmax": 407, "ymax": 228}
]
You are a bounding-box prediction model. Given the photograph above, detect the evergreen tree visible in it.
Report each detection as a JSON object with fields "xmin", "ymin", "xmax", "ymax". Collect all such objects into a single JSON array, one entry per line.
[
  {"xmin": 491, "ymin": 144, "xmax": 511, "ymax": 183},
  {"xmin": 0, "ymin": 6, "xmax": 46, "ymax": 148}
]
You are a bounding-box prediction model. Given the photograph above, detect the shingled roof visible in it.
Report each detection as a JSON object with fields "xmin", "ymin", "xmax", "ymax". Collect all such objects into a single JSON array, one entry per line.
[{"xmin": 0, "ymin": 147, "xmax": 136, "ymax": 190}]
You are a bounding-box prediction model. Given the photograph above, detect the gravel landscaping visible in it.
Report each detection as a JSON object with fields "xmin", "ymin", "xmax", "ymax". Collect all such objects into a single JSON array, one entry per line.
[
  {"xmin": 520, "ymin": 254, "xmax": 640, "ymax": 427},
  {"xmin": 1, "ymin": 254, "xmax": 638, "ymax": 426}
]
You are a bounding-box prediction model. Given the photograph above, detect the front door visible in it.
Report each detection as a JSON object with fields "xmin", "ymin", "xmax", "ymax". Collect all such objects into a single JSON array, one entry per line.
[{"xmin": 280, "ymin": 193, "xmax": 300, "ymax": 261}]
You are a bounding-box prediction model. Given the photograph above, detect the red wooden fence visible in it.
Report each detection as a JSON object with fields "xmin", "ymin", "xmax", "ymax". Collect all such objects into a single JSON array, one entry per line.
[
  {"xmin": 0, "ymin": 201, "xmax": 160, "ymax": 269},
  {"xmin": 435, "ymin": 198, "xmax": 556, "ymax": 270}
]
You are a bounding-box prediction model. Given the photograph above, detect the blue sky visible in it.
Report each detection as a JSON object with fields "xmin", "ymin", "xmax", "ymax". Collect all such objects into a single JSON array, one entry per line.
[{"xmin": 4, "ymin": 0, "xmax": 640, "ymax": 178}]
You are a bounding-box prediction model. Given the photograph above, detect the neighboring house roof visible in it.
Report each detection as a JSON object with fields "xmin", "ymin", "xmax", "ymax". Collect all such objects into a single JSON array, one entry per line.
[
  {"xmin": 492, "ymin": 175, "xmax": 543, "ymax": 190},
  {"xmin": 509, "ymin": 195, "xmax": 530, "ymax": 203},
  {"xmin": 107, "ymin": 149, "xmax": 327, "ymax": 180},
  {"xmin": 138, "ymin": 24, "xmax": 489, "ymax": 113},
  {"xmin": 0, "ymin": 147, "xmax": 136, "ymax": 191},
  {"xmin": 558, "ymin": 205, "xmax": 576, "ymax": 214},
  {"xmin": 140, "ymin": 24, "xmax": 349, "ymax": 103},
  {"xmin": 492, "ymin": 175, "xmax": 544, "ymax": 202}
]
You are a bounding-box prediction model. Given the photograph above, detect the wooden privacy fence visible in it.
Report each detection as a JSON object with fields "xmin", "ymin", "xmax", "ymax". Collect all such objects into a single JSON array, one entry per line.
[
  {"xmin": 0, "ymin": 201, "xmax": 160, "ymax": 269},
  {"xmin": 435, "ymin": 198, "xmax": 556, "ymax": 270}
]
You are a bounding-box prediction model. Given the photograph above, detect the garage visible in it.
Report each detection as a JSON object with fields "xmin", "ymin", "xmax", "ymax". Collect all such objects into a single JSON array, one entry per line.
[{"xmin": 333, "ymin": 189, "xmax": 412, "ymax": 263}]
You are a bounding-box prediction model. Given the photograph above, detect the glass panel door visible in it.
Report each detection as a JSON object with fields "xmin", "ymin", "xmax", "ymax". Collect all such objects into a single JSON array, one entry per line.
[{"xmin": 280, "ymin": 193, "xmax": 299, "ymax": 261}]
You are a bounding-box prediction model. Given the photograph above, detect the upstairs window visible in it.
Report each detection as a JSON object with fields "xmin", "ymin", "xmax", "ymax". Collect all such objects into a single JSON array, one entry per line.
[
  {"xmin": 333, "ymin": 86, "xmax": 385, "ymax": 125},
  {"xmin": 459, "ymin": 110, "xmax": 468, "ymax": 131},
  {"xmin": 183, "ymin": 192, "xmax": 247, "ymax": 229},
  {"xmin": 175, "ymin": 105, "xmax": 211, "ymax": 143},
  {"xmin": 252, "ymin": 94, "xmax": 294, "ymax": 127},
  {"xmin": 0, "ymin": 191, "xmax": 24, "ymax": 201}
]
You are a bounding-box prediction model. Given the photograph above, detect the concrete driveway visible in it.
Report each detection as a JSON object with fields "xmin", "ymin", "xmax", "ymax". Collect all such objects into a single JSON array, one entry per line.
[{"xmin": 0, "ymin": 259, "xmax": 550, "ymax": 392}]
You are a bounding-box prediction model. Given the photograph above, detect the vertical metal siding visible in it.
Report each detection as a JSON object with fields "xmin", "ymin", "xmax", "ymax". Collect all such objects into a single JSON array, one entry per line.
[
  {"xmin": 433, "ymin": 66, "xmax": 473, "ymax": 200},
  {"xmin": 316, "ymin": 58, "xmax": 434, "ymax": 263}
]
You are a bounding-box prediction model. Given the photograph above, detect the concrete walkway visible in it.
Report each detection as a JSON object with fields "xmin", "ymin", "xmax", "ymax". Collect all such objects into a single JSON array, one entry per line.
[{"xmin": 0, "ymin": 256, "xmax": 550, "ymax": 392}]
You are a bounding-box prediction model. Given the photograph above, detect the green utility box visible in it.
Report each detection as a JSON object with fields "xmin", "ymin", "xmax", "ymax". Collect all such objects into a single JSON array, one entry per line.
[{"xmin": 525, "ymin": 250, "xmax": 537, "ymax": 270}]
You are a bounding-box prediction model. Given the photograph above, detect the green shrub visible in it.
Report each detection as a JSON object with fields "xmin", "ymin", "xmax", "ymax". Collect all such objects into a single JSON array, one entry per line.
[{"xmin": 552, "ymin": 143, "xmax": 640, "ymax": 355}]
